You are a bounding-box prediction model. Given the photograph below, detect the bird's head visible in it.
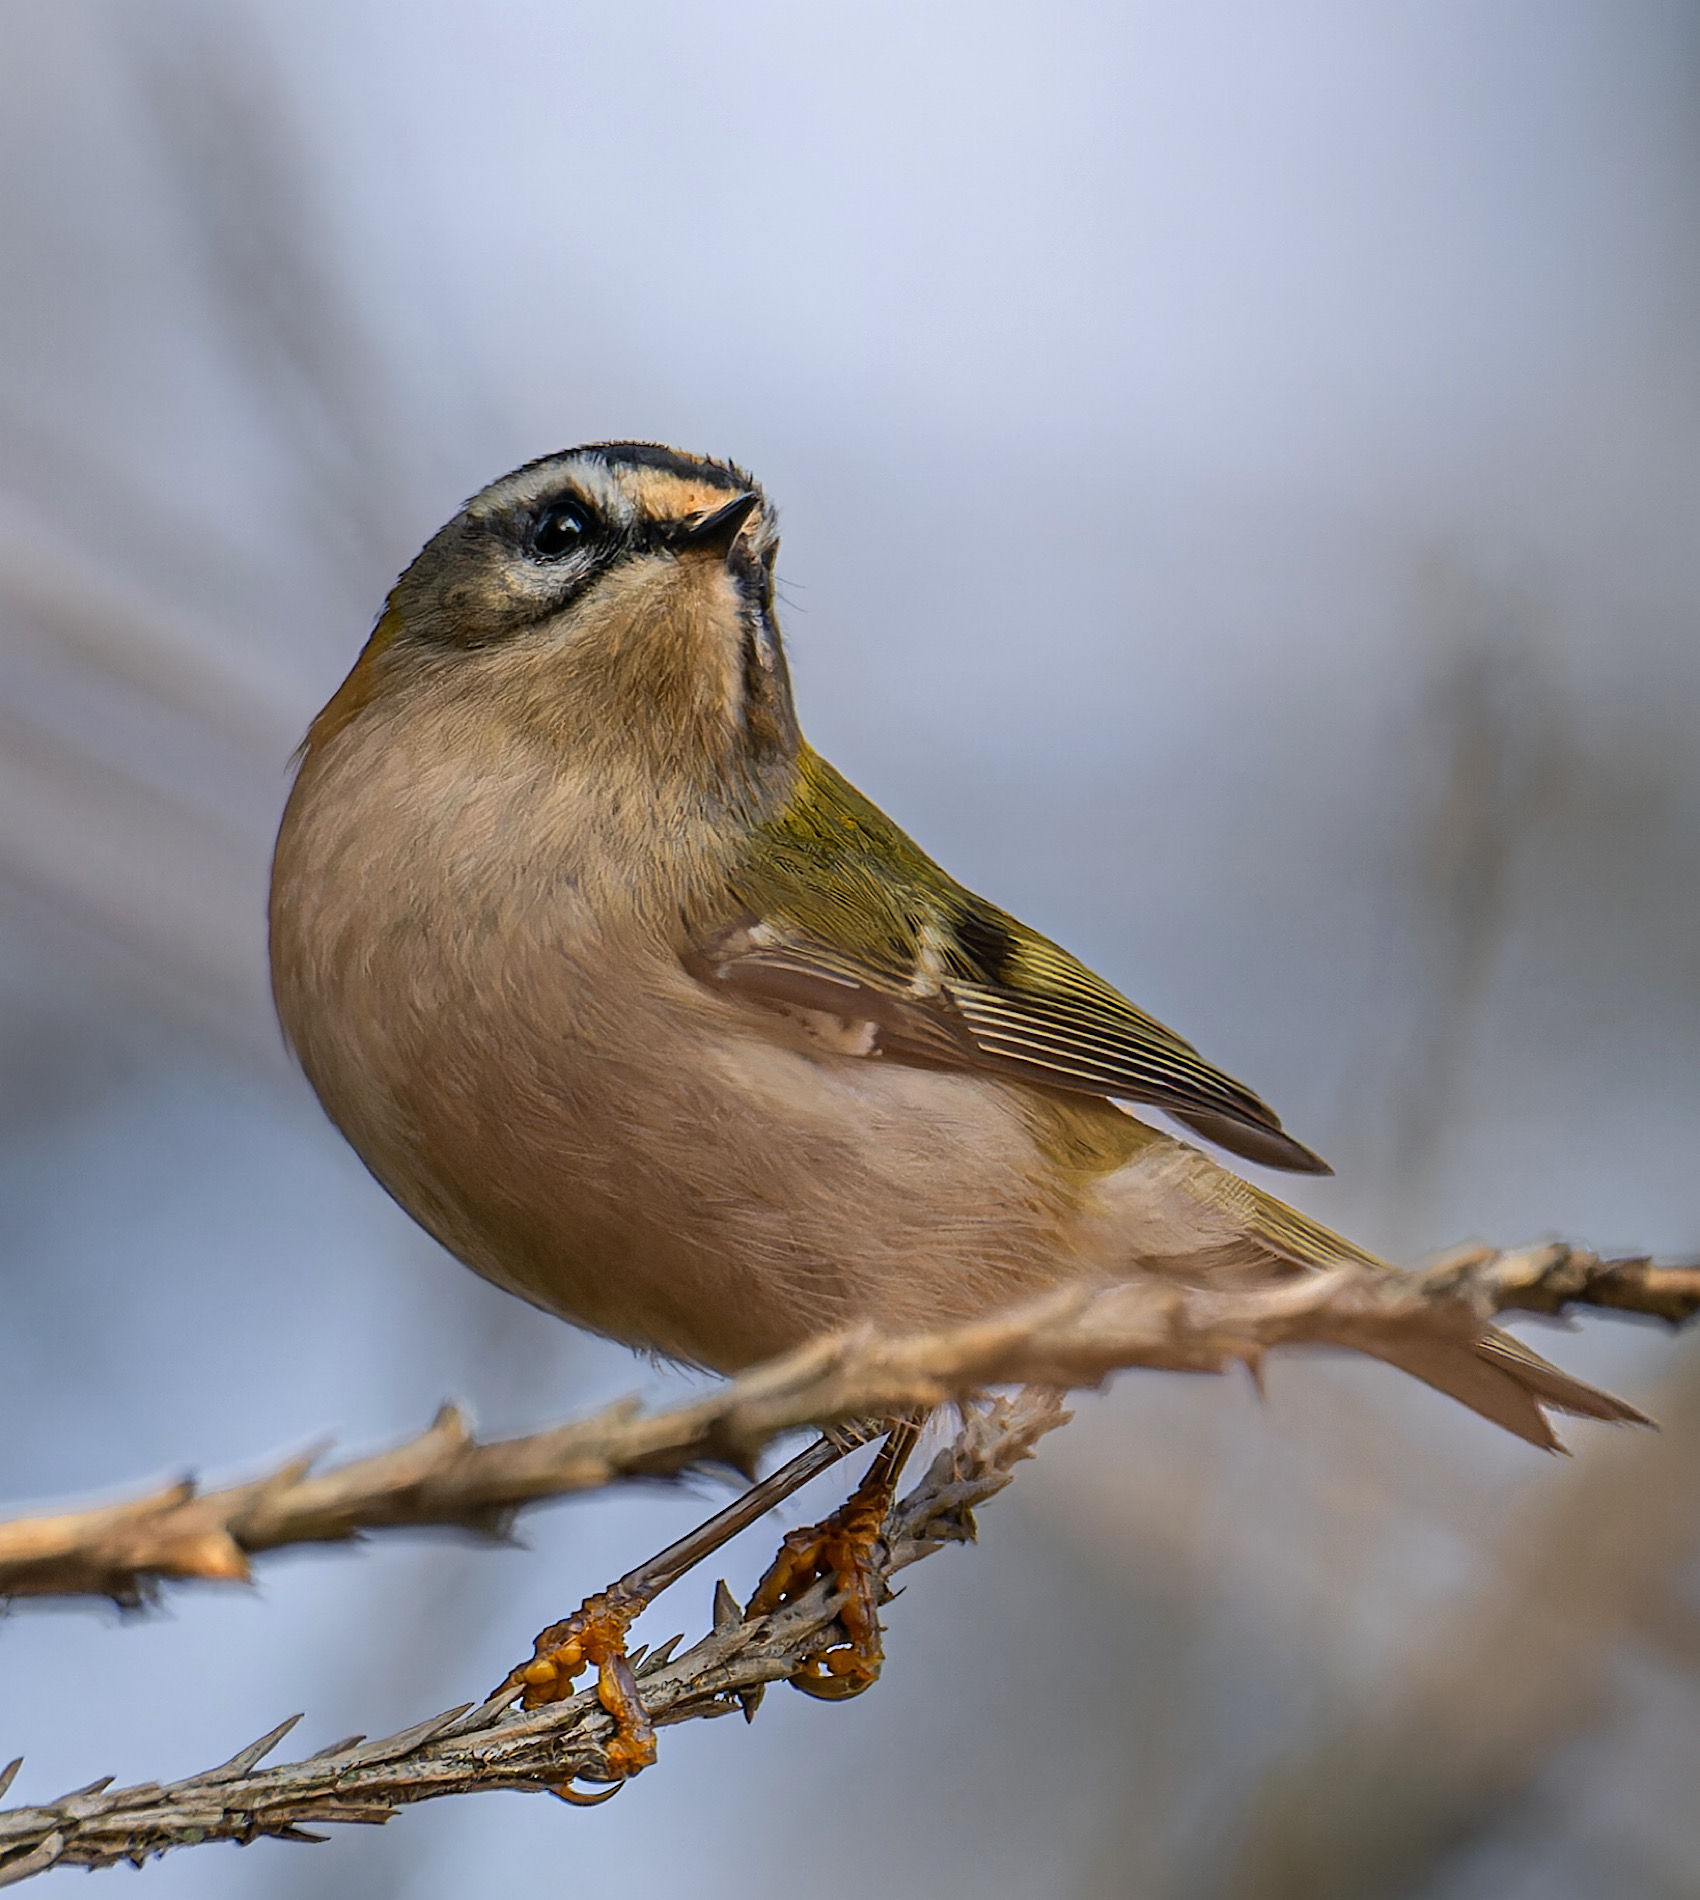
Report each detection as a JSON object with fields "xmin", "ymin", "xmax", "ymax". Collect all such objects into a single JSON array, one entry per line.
[{"xmin": 305, "ymin": 442, "xmax": 797, "ymax": 791}]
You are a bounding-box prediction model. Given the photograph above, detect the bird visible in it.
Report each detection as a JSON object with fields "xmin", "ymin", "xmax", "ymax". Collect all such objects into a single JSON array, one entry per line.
[{"xmin": 269, "ymin": 441, "xmax": 1639, "ymax": 1767}]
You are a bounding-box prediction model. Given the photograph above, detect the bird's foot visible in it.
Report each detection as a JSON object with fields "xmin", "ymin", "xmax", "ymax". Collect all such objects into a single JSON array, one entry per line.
[
  {"xmin": 747, "ymin": 1421, "xmax": 918, "ymax": 1700},
  {"xmin": 497, "ymin": 1586, "xmax": 657, "ymax": 1797},
  {"xmin": 493, "ymin": 1427, "xmax": 881, "ymax": 1795}
]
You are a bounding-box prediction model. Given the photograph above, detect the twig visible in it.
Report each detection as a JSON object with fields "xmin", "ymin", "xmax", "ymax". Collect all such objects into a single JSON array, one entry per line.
[
  {"xmin": 2, "ymin": 1242, "xmax": 1693, "ymax": 1606},
  {"xmin": 0, "ymin": 1393, "xmax": 1066, "ymax": 1884},
  {"xmin": 1419, "ymin": 1240, "xmax": 1700, "ymax": 1325}
]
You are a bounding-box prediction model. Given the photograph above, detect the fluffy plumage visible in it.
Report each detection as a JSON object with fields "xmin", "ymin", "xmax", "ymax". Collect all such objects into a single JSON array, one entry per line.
[{"xmin": 269, "ymin": 442, "xmax": 1641, "ymax": 1450}]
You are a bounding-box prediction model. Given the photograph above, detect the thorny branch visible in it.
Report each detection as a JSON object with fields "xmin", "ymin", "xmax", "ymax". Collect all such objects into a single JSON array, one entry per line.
[
  {"xmin": 0, "ymin": 1242, "xmax": 1696, "ymax": 1883},
  {"xmin": 0, "ymin": 1393, "xmax": 1065, "ymax": 1885},
  {"xmin": 2, "ymin": 1242, "xmax": 1696, "ymax": 1607}
]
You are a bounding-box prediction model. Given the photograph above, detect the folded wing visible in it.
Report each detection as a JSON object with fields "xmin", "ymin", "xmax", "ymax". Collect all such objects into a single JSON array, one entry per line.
[{"xmin": 690, "ymin": 749, "xmax": 1330, "ymax": 1175}]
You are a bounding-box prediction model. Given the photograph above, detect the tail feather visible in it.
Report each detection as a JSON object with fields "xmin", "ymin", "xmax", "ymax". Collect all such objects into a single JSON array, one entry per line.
[
  {"xmin": 1364, "ymin": 1326, "xmax": 1650, "ymax": 1452},
  {"xmin": 1237, "ymin": 1180, "xmax": 1650, "ymax": 1449}
]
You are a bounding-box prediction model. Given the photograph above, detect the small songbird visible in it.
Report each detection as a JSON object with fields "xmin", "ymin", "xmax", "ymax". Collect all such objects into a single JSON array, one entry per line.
[{"xmin": 270, "ymin": 441, "xmax": 1634, "ymax": 1455}]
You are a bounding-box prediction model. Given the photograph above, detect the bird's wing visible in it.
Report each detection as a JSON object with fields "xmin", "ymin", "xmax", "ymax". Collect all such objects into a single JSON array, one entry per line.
[{"xmin": 689, "ymin": 747, "xmax": 1329, "ymax": 1175}]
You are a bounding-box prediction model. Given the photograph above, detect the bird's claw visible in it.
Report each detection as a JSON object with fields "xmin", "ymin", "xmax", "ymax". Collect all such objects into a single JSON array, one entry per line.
[
  {"xmin": 498, "ymin": 1586, "xmax": 659, "ymax": 1783},
  {"xmin": 747, "ymin": 1456, "xmax": 895, "ymax": 1700}
]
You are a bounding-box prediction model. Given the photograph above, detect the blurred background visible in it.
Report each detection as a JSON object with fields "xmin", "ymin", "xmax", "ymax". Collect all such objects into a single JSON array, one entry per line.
[{"xmin": 2, "ymin": 2, "xmax": 1699, "ymax": 1894}]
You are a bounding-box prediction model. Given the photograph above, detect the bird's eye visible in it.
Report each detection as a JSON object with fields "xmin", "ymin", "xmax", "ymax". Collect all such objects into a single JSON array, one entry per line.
[{"xmin": 531, "ymin": 501, "xmax": 592, "ymax": 557}]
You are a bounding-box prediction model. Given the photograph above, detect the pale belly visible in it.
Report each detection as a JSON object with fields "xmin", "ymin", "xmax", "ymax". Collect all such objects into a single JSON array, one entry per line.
[
  {"xmin": 270, "ymin": 720, "xmax": 1236, "ymax": 1371},
  {"xmin": 296, "ymin": 938, "xmax": 1117, "ymax": 1370}
]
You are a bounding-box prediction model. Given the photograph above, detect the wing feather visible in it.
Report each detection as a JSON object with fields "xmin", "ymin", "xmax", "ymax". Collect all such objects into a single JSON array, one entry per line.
[{"xmin": 691, "ymin": 747, "xmax": 1330, "ymax": 1175}]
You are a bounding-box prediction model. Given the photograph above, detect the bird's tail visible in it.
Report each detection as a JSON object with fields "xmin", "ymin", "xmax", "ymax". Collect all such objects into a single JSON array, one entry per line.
[
  {"xmin": 1245, "ymin": 1186, "xmax": 1648, "ymax": 1450},
  {"xmin": 1359, "ymin": 1325, "xmax": 1648, "ymax": 1451}
]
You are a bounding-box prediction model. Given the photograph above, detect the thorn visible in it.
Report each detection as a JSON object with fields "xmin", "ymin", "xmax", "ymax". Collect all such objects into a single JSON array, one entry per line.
[
  {"xmin": 428, "ymin": 1402, "xmax": 472, "ymax": 1444},
  {"xmin": 252, "ymin": 1448, "xmax": 323, "ymax": 1496},
  {"xmin": 635, "ymin": 1635, "xmax": 683, "ymax": 1678},
  {"xmin": 1242, "ymin": 1350, "xmax": 1268, "ymax": 1401},
  {"xmin": 52, "ymin": 1776, "xmax": 115, "ymax": 1803},
  {"xmin": 95, "ymin": 1782, "xmax": 160, "ymax": 1809},
  {"xmin": 304, "ymin": 1735, "xmax": 365, "ymax": 1761},
  {"xmin": 185, "ymin": 1715, "xmax": 303, "ymax": 1785},
  {"xmin": 712, "ymin": 1579, "xmax": 743, "ymax": 1630},
  {"xmin": 736, "ymin": 1682, "xmax": 765, "ymax": 1724},
  {"xmin": 174, "ymin": 1530, "xmax": 252, "ymax": 1584},
  {"xmin": 335, "ymin": 1706, "xmax": 472, "ymax": 1768},
  {"xmin": 438, "ymin": 1688, "xmax": 518, "ymax": 1736},
  {"xmin": 0, "ymin": 1760, "xmax": 19, "ymax": 1804}
]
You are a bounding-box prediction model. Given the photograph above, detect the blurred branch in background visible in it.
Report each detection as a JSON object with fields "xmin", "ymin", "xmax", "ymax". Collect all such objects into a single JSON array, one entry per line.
[
  {"xmin": 114, "ymin": 7, "xmax": 429, "ymax": 589},
  {"xmin": 1382, "ymin": 563, "xmax": 1570, "ymax": 1224},
  {"xmin": 0, "ymin": 5, "xmax": 441, "ymax": 1063},
  {"xmin": 1214, "ymin": 1352, "xmax": 1700, "ymax": 1900},
  {"xmin": 2, "ymin": 1243, "xmax": 1694, "ymax": 1607},
  {"xmin": 0, "ymin": 1395, "xmax": 1064, "ymax": 1884}
]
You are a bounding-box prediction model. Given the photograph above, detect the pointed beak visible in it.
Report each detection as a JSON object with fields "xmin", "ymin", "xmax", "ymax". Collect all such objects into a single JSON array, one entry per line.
[{"xmin": 669, "ymin": 492, "xmax": 762, "ymax": 560}]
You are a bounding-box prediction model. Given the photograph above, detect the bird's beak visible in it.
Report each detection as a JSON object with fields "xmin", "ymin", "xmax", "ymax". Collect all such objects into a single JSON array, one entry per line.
[{"xmin": 669, "ymin": 492, "xmax": 762, "ymax": 560}]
